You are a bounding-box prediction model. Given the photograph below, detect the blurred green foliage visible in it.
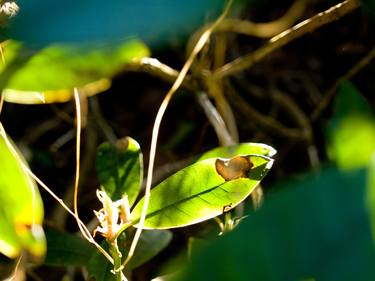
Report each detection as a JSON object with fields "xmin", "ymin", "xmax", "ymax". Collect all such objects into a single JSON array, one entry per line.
[
  {"xmin": 0, "ymin": 134, "xmax": 45, "ymax": 259},
  {"xmin": 175, "ymin": 81, "xmax": 375, "ymax": 280},
  {"xmin": 44, "ymin": 229, "xmax": 95, "ymax": 266},
  {"xmin": 0, "ymin": 39, "xmax": 149, "ymax": 92},
  {"xmin": 2, "ymin": 0, "xmax": 226, "ymax": 47},
  {"xmin": 176, "ymin": 167, "xmax": 375, "ymax": 281},
  {"xmin": 327, "ymin": 81, "xmax": 375, "ymax": 169}
]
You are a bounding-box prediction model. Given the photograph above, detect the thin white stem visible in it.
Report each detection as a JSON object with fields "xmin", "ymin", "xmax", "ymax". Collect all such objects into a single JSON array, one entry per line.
[{"xmin": 122, "ymin": 0, "xmax": 234, "ymax": 268}]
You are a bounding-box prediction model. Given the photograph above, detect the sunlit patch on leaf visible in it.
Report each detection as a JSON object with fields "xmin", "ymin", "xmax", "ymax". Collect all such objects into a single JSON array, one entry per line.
[
  {"xmin": 2, "ymin": 78, "xmax": 111, "ymax": 104},
  {"xmin": 198, "ymin": 142, "xmax": 277, "ymax": 161}
]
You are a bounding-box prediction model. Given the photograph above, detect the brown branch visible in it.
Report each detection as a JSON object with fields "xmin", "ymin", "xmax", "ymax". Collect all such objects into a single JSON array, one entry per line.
[
  {"xmin": 196, "ymin": 91, "xmax": 235, "ymax": 146},
  {"xmin": 213, "ymin": 0, "xmax": 359, "ymax": 79},
  {"xmin": 270, "ymin": 88, "xmax": 312, "ymax": 141},
  {"xmin": 124, "ymin": 57, "xmax": 197, "ymax": 90},
  {"xmin": 218, "ymin": 0, "xmax": 308, "ymax": 38},
  {"xmin": 225, "ymin": 82, "xmax": 305, "ymax": 139}
]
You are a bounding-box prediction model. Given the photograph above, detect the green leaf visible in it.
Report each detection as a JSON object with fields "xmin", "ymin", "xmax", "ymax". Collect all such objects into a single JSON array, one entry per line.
[
  {"xmin": 176, "ymin": 167, "xmax": 375, "ymax": 281},
  {"xmin": 44, "ymin": 229, "xmax": 95, "ymax": 266},
  {"xmin": 96, "ymin": 137, "xmax": 143, "ymax": 206},
  {"xmin": 366, "ymin": 153, "xmax": 375, "ymax": 244},
  {"xmin": 361, "ymin": 0, "xmax": 375, "ymax": 18},
  {"xmin": 332, "ymin": 81, "xmax": 373, "ymax": 119},
  {"xmin": 0, "ymin": 134, "xmax": 45, "ymax": 258},
  {"xmin": 0, "ymin": 39, "xmax": 149, "ymax": 94},
  {"xmin": 327, "ymin": 81, "xmax": 375, "ymax": 169},
  {"xmin": 197, "ymin": 142, "xmax": 277, "ymax": 161},
  {"xmin": 131, "ymin": 155, "xmax": 274, "ymax": 229},
  {"xmin": 87, "ymin": 230, "xmax": 172, "ymax": 280},
  {"xmin": 87, "ymin": 242, "xmax": 115, "ymax": 281},
  {"xmin": 3, "ymin": 1, "xmax": 226, "ymax": 46},
  {"xmin": 327, "ymin": 115, "xmax": 375, "ymax": 170},
  {"xmin": 121, "ymin": 229, "xmax": 172, "ymax": 270}
]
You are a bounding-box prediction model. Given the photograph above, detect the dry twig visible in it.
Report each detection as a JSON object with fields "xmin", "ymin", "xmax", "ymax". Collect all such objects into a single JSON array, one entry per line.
[{"xmin": 213, "ymin": 0, "xmax": 359, "ymax": 79}]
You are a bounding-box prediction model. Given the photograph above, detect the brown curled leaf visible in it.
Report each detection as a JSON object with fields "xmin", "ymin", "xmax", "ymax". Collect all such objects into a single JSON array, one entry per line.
[{"xmin": 215, "ymin": 156, "xmax": 253, "ymax": 181}]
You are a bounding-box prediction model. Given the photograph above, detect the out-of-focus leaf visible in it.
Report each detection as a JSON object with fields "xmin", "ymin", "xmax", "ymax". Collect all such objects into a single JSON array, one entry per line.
[
  {"xmin": 327, "ymin": 81, "xmax": 375, "ymax": 169},
  {"xmin": 3, "ymin": 0, "xmax": 226, "ymax": 46},
  {"xmin": 2, "ymin": 78, "xmax": 111, "ymax": 104},
  {"xmin": 87, "ymin": 230, "xmax": 172, "ymax": 280},
  {"xmin": 96, "ymin": 137, "xmax": 143, "ymax": 206},
  {"xmin": 328, "ymin": 115, "xmax": 375, "ymax": 169},
  {"xmin": 332, "ymin": 81, "xmax": 373, "ymax": 119},
  {"xmin": 197, "ymin": 143, "xmax": 277, "ymax": 161},
  {"xmin": 366, "ymin": 153, "xmax": 375, "ymax": 244},
  {"xmin": 361, "ymin": 0, "xmax": 375, "ymax": 17},
  {"xmin": 44, "ymin": 229, "xmax": 95, "ymax": 266},
  {"xmin": 0, "ymin": 39, "xmax": 149, "ymax": 94},
  {"xmin": 0, "ymin": 133, "xmax": 45, "ymax": 258},
  {"xmin": 176, "ymin": 167, "xmax": 375, "ymax": 281},
  {"xmin": 131, "ymin": 155, "xmax": 274, "ymax": 229},
  {"xmin": 121, "ymin": 229, "xmax": 172, "ymax": 270},
  {"xmin": 87, "ymin": 241, "xmax": 115, "ymax": 281},
  {"xmin": 187, "ymin": 237, "xmax": 209, "ymax": 259}
]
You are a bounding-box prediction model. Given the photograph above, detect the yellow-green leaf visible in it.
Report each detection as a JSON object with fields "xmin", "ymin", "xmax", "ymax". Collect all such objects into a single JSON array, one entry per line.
[
  {"xmin": 0, "ymin": 39, "xmax": 149, "ymax": 104},
  {"xmin": 131, "ymin": 155, "xmax": 274, "ymax": 229},
  {"xmin": 0, "ymin": 134, "xmax": 45, "ymax": 258}
]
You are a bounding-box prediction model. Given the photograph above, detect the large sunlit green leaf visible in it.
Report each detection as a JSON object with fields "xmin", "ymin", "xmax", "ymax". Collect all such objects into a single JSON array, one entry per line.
[
  {"xmin": 197, "ymin": 142, "xmax": 277, "ymax": 161},
  {"xmin": 44, "ymin": 229, "xmax": 95, "ymax": 266},
  {"xmin": 131, "ymin": 155, "xmax": 274, "ymax": 229},
  {"xmin": 87, "ymin": 230, "xmax": 172, "ymax": 280},
  {"xmin": 96, "ymin": 137, "xmax": 143, "ymax": 205},
  {"xmin": 0, "ymin": 39, "xmax": 149, "ymax": 95},
  {"xmin": 2, "ymin": 1, "xmax": 226, "ymax": 46},
  {"xmin": 176, "ymin": 167, "xmax": 375, "ymax": 281},
  {"xmin": 0, "ymin": 134, "xmax": 45, "ymax": 259},
  {"xmin": 327, "ymin": 81, "xmax": 375, "ymax": 169}
]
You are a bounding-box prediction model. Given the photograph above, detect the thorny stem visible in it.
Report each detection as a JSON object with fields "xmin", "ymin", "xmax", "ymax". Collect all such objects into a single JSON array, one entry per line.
[
  {"xmin": 121, "ymin": 0, "xmax": 234, "ymax": 269},
  {"xmin": 213, "ymin": 0, "xmax": 359, "ymax": 79}
]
